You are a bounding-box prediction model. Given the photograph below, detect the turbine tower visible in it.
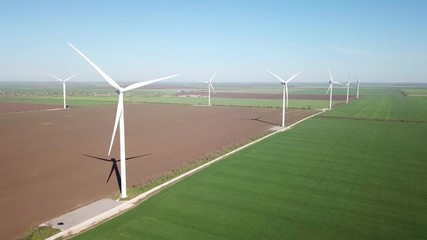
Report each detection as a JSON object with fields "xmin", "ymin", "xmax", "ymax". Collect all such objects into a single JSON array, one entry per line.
[
  {"xmin": 68, "ymin": 42, "xmax": 180, "ymax": 198},
  {"xmin": 356, "ymin": 79, "xmax": 360, "ymax": 99},
  {"xmin": 267, "ymin": 70, "xmax": 302, "ymax": 127},
  {"xmin": 200, "ymin": 73, "xmax": 216, "ymax": 106},
  {"xmin": 48, "ymin": 73, "xmax": 78, "ymax": 109},
  {"xmin": 345, "ymin": 73, "xmax": 350, "ymax": 104},
  {"xmin": 326, "ymin": 68, "xmax": 343, "ymax": 110},
  {"xmin": 345, "ymin": 81, "xmax": 350, "ymax": 104}
]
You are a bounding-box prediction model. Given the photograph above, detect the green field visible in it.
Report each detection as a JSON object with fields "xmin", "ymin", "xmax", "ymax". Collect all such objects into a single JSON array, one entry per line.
[
  {"xmin": 0, "ymin": 96, "xmax": 117, "ymax": 106},
  {"xmin": 72, "ymin": 87, "xmax": 427, "ymax": 239},
  {"xmin": 323, "ymin": 88, "xmax": 427, "ymax": 121},
  {"xmin": 401, "ymin": 88, "xmax": 427, "ymax": 96},
  {"xmin": 129, "ymin": 96, "xmax": 330, "ymax": 109}
]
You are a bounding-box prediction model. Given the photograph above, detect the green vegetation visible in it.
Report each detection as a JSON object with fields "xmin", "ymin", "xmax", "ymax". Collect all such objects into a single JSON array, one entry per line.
[
  {"xmin": 0, "ymin": 96, "xmax": 117, "ymax": 106},
  {"xmin": 112, "ymin": 131, "xmax": 273, "ymax": 200},
  {"xmin": 323, "ymin": 88, "xmax": 427, "ymax": 122},
  {"xmin": 73, "ymin": 87, "xmax": 427, "ymax": 239},
  {"xmin": 401, "ymin": 88, "xmax": 427, "ymax": 96},
  {"xmin": 18, "ymin": 226, "xmax": 60, "ymax": 240},
  {"xmin": 130, "ymin": 96, "xmax": 331, "ymax": 109}
]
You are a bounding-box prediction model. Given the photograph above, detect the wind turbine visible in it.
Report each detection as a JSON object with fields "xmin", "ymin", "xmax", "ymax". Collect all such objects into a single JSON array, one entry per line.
[
  {"xmin": 345, "ymin": 81, "xmax": 350, "ymax": 103},
  {"xmin": 48, "ymin": 73, "xmax": 78, "ymax": 109},
  {"xmin": 200, "ymin": 73, "xmax": 216, "ymax": 106},
  {"xmin": 267, "ymin": 70, "xmax": 302, "ymax": 127},
  {"xmin": 345, "ymin": 73, "xmax": 350, "ymax": 104},
  {"xmin": 356, "ymin": 78, "xmax": 360, "ymax": 98},
  {"xmin": 326, "ymin": 68, "xmax": 343, "ymax": 110},
  {"xmin": 68, "ymin": 42, "xmax": 180, "ymax": 198}
]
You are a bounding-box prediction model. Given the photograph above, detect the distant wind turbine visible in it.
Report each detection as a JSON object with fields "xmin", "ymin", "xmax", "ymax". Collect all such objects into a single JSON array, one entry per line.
[
  {"xmin": 267, "ymin": 70, "xmax": 302, "ymax": 127},
  {"xmin": 326, "ymin": 68, "xmax": 343, "ymax": 110},
  {"xmin": 356, "ymin": 78, "xmax": 360, "ymax": 99},
  {"xmin": 68, "ymin": 42, "xmax": 180, "ymax": 199},
  {"xmin": 48, "ymin": 73, "xmax": 78, "ymax": 109},
  {"xmin": 200, "ymin": 73, "xmax": 216, "ymax": 106},
  {"xmin": 345, "ymin": 81, "xmax": 350, "ymax": 104},
  {"xmin": 345, "ymin": 73, "xmax": 350, "ymax": 104}
]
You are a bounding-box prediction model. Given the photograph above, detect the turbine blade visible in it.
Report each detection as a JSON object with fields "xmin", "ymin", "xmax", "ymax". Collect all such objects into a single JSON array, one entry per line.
[
  {"xmin": 333, "ymin": 81, "xmax": 343, "ymax": 85},
  {"xmin": 123, "ymin": 74, "xmax": 180, "ymax": 92},
  {"xmin": 285, "ymin": 71, "xmax": 302, "ymax": 83},
  {"xmin": 108, "ymin": 98, "xmax": 123, "ymax": 156},
  {"xmin": 267, "ymin": 70, "xmax": 285, "ymax": 83},
  {"xmin": 210, "ymin": 83, "xmax": 216, "ymax": 94},
  {"xmin": 64, "ymin": 73, "xmax": 79, "ymax": 82},
  {"xmin": 328, "ymin": 67, "xmax": 333, "ymax": 82},
  {"xmin": 48, "ymin": 74, "xmax": 64, "ymax": 82},
  {"xmin": 209, "ymin": 72, "xmax": 216, "ymax": 83},
  {"xmin": 325, "ymin": 85, "xmax": 331, "ymax": 95},
  {"xmin": 68, "ymin": 42, "xmax": 121, "ymax": 90}
]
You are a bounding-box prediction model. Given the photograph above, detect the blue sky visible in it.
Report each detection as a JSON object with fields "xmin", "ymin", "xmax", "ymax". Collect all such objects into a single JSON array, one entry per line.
[{"xmin": 0, "ymin": 0, "xmax": 426, "ymax": 83}]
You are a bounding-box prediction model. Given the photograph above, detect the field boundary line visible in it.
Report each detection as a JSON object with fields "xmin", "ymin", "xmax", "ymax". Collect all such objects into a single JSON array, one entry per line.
[
  {"xmin": 46, "ymin": 109, "xmax": 325, "ymax": 240},
  {"xmin": 318, "ymin": 115, "xmax": 427, "ymax": 124}
]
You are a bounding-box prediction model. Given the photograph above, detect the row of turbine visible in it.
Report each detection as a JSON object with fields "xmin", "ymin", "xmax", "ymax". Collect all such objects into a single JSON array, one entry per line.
[
  {"xmin": 268, "ymin": 68, "xmax": 361, "ymax": 128},
  {"xmin": 49, "ymin": 43, "xmax": 360, "ymax": 198}
]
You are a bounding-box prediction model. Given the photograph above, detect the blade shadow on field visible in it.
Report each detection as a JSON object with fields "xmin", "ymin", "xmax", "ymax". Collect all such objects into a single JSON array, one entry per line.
[
  {"xmin": 83, "ymin": 153, "xmax": 151, "ymax": 193},
  {"xmin": 250, "ymin": 117, "xmax": 278, "ymax": 126}
]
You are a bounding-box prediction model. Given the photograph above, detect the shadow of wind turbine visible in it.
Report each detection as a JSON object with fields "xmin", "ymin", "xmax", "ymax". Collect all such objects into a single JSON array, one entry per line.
[{"xmin": 83, "ymin": 154, "xmax": 151, "ymax": 193}]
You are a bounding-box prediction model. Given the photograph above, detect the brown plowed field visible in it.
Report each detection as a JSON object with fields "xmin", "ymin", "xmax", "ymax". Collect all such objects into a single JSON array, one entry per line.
[
  {"xmin": 0, "ymin": 102, "xmax": 62, "ymax": 113},
  {"xmin": 176, "ymin": 92, "xmax": 355, "ymax": 100},
  {"xmin": 0, "ymin": 103, "xmax": 317, "ymax": 239}
]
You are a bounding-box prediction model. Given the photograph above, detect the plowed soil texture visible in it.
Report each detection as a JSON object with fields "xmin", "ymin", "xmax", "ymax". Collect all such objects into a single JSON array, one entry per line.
[
  {"xmin": 0, "ymin": 102, "xmax": 62, "ymax": 113},
  {"xmin": 0, "ymin": 103, "xmax": 317, "ymax": 239}
]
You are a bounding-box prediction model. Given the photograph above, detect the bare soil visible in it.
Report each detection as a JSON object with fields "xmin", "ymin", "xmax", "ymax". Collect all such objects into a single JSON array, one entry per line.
[
  {"xmin": 0, "ymin": 102, "xmax": 62, "ymax": 113},
  {"xmin": 0, "ymin": 103, "xmax": 317, "ymax": 239}
]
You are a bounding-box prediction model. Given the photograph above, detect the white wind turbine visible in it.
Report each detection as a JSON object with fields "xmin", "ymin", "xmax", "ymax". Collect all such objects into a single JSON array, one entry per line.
[
  {"xmin": 356, "ymin": 78, "xmax": 360, "ymax": 99},
  {"xmin": 200, "ymin": 73, "xmax": 216, "ymax": 106},
  {"xmin": 267, "ymin": 70, "xmax": 302, "ymax": 127},
  {"xmin": 345, "ymin": 73, "xmax": 351, "ymax": 104},
  {"xmin": 326, "ymin": 68, "xmax": 343, "ymax": 110},
  {"xmin": 345, "ymin": 80, "xmax": 350, "ymax": 104},
  {"xmin": 48, "ymin": 73, "xmax": 78, "ymax": 109},
  {"xmin": 68, "ymin": 42, "xmax": 180, "ymax": 198}
]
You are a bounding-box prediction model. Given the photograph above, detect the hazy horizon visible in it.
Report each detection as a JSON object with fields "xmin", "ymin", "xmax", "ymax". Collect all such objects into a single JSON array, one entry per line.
[{"xmin": 1, "ymin": 1, "xmax": 426, "ymax": 83}]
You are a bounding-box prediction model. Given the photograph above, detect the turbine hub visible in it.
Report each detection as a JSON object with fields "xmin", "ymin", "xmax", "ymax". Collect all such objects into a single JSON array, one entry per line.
[{"xmin": 115, "ymin": 89, "xmax": 121, "ymax": 94}]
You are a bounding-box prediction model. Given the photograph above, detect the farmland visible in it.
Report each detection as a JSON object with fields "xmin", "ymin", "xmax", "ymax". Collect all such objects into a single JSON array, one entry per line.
[
  {"xmin": 0, "ymin": 99, "xmax": 317, "ymax": 239},
  {"xmin": 74, "ymin": 87, "xmax": 427, "ymax": 239},
  {"xmin": 0, "ymin": 82, "xmax": 342, "ymax": 109},
  {"xmin": 323, "ymin": 88, "xmax": 427, "ymax": 121}
]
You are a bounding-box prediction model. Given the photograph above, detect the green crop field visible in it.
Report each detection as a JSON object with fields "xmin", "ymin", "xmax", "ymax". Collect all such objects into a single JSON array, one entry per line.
[
  {"xmin": 0, "ymin": 96, "xmax": 117, "ymax": 106},
  {"xmin": 401, "ymin": 88, "xmax": 427, "ymax": 96},
  {"xmin": 128, "ymin": 96, "xmax": 330, "ymax": 109},
  {"xmin": 73, "ymin": 87, "xmax": 427, "ymax": 239},
  {"xmin": 323, "ymin": 88, "xmax": 427, "ymax": 122}
]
